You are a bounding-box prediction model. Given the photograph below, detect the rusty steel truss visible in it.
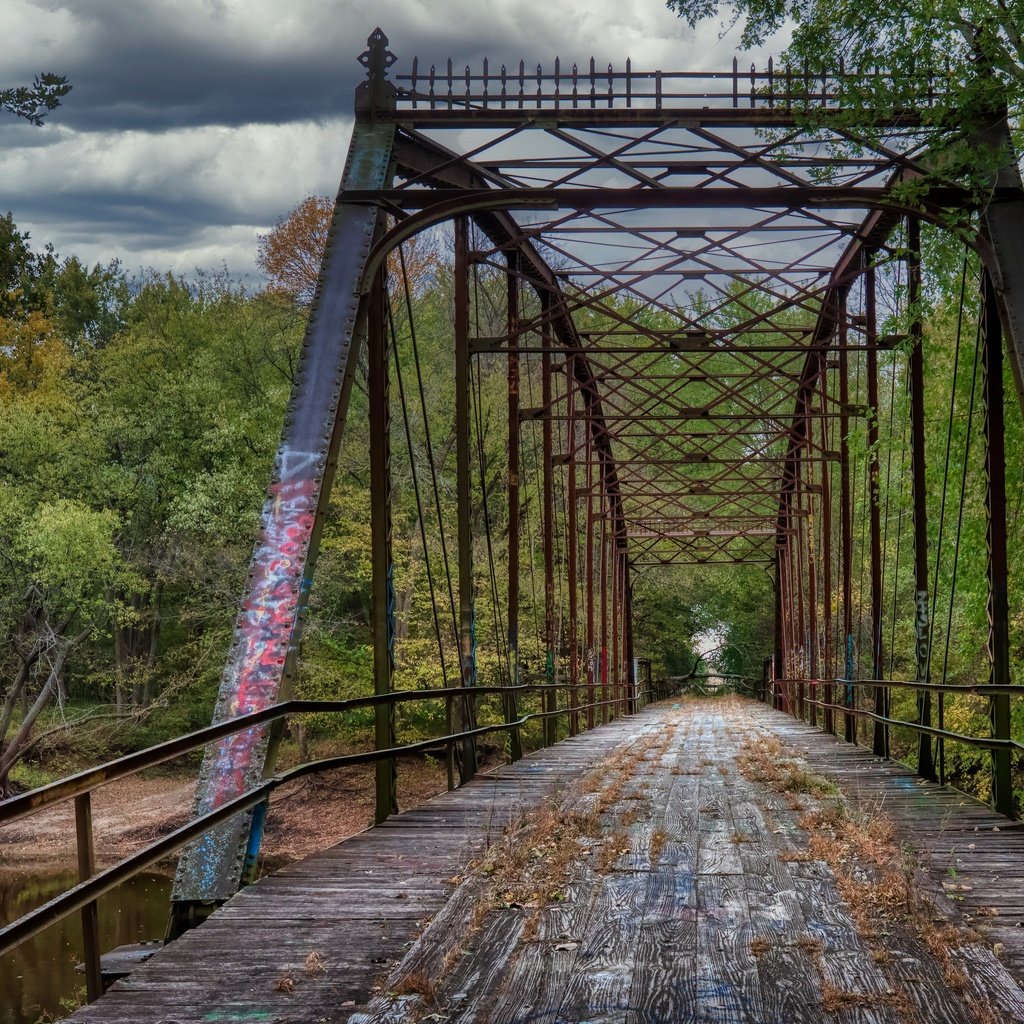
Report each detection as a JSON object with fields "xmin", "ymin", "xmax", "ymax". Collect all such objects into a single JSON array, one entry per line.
[{"xmin": 168, "ymin": 29, "xmax": 1024, "ymax": 929}]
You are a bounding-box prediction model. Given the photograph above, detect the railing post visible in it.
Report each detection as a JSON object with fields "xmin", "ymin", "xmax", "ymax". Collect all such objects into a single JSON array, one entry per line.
[
  {"xmin": 839, "ymin": 304, "xmax": 855, "ymax": 743},
  {"xmin": 908, "ymin": 218, "xmax": 936, "ymax": 780},
  {"xmin": 866, "ymin": 259, "xmax": 888, "ymax": 758},
  {"xmin": 74, "ymin": 792, "xmax": 103, "ymax": 1002},
  {"xmin": 542, "ymin": 309, "xmax": 558, "ymax": 747},
  {"xmin": 982, "ymin": 268, "xmax": 1014, "ymax": 814},
  {"xmin": 368, "ymin": 255, "xmax": 397, "ymax": 823},
  {"xmin": 454, "ymin": 216, "xmax": 479, "ymax": 780},
  {"xmin": 505, "ymin": 254, "xmax": 523, "ymax": 761}
]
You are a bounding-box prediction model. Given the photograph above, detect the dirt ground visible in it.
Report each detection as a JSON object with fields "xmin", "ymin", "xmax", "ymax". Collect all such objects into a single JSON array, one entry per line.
[{"xmin": 0, "ymin": 755, "xmax": 451, "ymax": 874}]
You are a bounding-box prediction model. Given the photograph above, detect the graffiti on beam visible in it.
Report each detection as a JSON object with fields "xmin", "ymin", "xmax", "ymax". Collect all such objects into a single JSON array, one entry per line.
[
  {"xmin": 914, "ymin": 588, "xmax": 930, "ymax": 681},
  {"xmin": 207, "ymin": 465, "xmax": 318, "ymax": 809},
  {"xmin": 180, "ymin": 451, "xmax": 319, "ymax": 894}
]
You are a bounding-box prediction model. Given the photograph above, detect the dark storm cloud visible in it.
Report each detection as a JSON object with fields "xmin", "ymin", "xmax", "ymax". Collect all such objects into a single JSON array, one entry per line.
[
  {"xmin": 2, "ymin": 0, "xmax": 748, "ymax": 274},
  {"xmin": 13, "ymin": 0, "xmax": 701, "ymax": 132},
  {"xmin": 13, "ymin": 1, "xmax": 360, "ymax": 130}
]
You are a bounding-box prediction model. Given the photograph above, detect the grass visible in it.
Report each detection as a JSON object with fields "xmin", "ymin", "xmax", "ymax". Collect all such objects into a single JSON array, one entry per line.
[
  {"xmin": 649, "ymin": 828, "xmax": 668, "ymax": 862},
  {"xmin": 410, "ymin": 721, "xmax": 683, "ymax": 1008},
  {"xmin": 736, "ymin": 724, "xmax": 1009, "ymax": 1022},
  {"xmin": 736, "ymin": 735, "xmax": 838, "ymax": 798}
]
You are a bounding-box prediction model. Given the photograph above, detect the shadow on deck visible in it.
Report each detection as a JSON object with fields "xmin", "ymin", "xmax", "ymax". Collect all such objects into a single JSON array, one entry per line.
[{"xmin": 70, "ymin": 698, "xmax": 1024, "ymax": 1024}]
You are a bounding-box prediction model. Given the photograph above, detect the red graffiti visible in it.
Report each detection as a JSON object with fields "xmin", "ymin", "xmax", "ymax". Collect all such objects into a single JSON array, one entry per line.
[{"xmin": 200, "ymin": 471, "xmax": 318, "ymax": 813}]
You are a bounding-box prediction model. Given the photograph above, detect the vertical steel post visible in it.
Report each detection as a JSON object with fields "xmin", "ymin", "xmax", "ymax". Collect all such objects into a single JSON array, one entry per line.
[
  {"xmin": 839, "ymin": 310, "xmax": 855, "ymax": 743},
  {"xmin": 585, "ymin": 428, "xmax": 596, "ymax": 728},
  {"xmin": 806, "ymin": 452, "xmax": 819, "ymax": 727},
  {"xmin": 620, "ymin": 550, "xmax": 628, "ymax": 713},
  {"xmin": 865, "ymin": 261, "xmax": 888, "ymax": 757},
  {"xmin": 75, "ymin": 793, "xmax": 103, "ymax": 1002},
  {"xmin": 542, "ymin": 319, "xmax": 558, "ymax": 746},
  {"xmin": 619, "ymin": 551, "xmax": 628, "ymax": 713},
  {"xmin": 600, "ymin": 482, "xmax": 610, "ymax": 724},
  {"xmin": 566, "ymin": 361, "xmax": 580, "ymax": 735},
  {"xmin": 505, "ymin": 256, "xmax": 523, "ymax": 761},
  {"xmin": 368, "ymin": 260, "xmax": 397, "ymax": 822},
  {"xmin": 821, "ymin": 368, "xmax": 835, "ymax": 735},
  {"xmin": 625, "ymin": 567, "xmax": 636, "ymax": 712},
  {"xmin": 611, "ymin": 543, "xmax": 621, "ymax": 717},
  {"xmin": 783, "ymin": 536, "xmax": 796, "ymax": 712},
  {"xmin": 774, "ymin": 546, "xmax": 785, "ymax": 709},
  {"xmin": 908, "ymin": 219, "xmax": 936, "ymax": 780},
  {"xmin": 982, "ymin": 269, "xmax": 1014, "ymax": 814},
  {"xmin": 454, "ymin": 217, "xmax": 478, "ymax": 780},
  {"xmin": 795, "ymin": 481, "xmax": 807, "ymax": 720}
]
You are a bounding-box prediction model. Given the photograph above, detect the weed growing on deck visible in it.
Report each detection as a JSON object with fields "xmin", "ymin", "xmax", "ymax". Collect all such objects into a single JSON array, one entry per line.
[
  {"xmin": 369, "ymin": 719, "xmax": 686, "ymax": 1023},
  {"xmin": 304, "ymin": 951, "xmax": 326, "ymax": 976},
  {"xmin": 392, "ymin": 970, "xmax": 437, "ymax": 1000},
  {"xmin": 649, "ymin": 828, "xmax": 668, "ymax": 862},
  {"xmin": 738, "ymin": 726, "xmax": 1009, "ymax": 1023}
]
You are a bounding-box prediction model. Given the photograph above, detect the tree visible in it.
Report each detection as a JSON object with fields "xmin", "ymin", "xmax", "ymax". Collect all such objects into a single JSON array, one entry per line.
[
  {"xmin": 2, "ymin": 73, "xmax": 71, "ymax": 126},
  {"xmin": 666, "ymin": 2, "xmax": 1024, "ymax": 190},
  {"xmin": 257, "ymin": 195, "xmax": 440, "ymax": 303},
  {"xmin": 257, "ymin": 196, "xmax": 331, "ymax": 304}
]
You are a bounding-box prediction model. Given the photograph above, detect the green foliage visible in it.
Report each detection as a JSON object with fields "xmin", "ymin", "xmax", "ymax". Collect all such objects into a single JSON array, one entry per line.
[
  {"xmin": 0, "ymin": 72, "xmax": 70, "ymax": 126},
  {"xmin": 0, "ymin": 221, "xmax": 309, "ymax": 784},
  {"xmin": 667, "ymin": 1, "xmax": 1024, "ymax": 214},
  {"xmin": 3, "ymin": 195, "xmax": 1023, "ymax": 816}
]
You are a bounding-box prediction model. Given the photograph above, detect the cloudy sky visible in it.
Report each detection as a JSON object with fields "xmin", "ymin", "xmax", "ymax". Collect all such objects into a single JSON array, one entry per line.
[{"xmin": 1, "ymin": 0, "xmax": 784, "ymax": 283}]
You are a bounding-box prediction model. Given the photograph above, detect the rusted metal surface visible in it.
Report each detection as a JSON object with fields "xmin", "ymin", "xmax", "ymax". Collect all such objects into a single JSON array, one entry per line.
[
  {"xmin": 453, "ymin": 216, "xmax": 479, "ymax": 780},
  {"xmin": 982, "ymin": 269, "xmax": 1014, "ymax": 815},
  {"xmin": 865, "ymin": 262, "xmax": 887, "ymax": 759},
  {"xmin": 117, "ymin": 28, "xmax": 1024, "ymax": 949},
  {"xmin": 368, "ymin": 250, "xmax": 397, "ymax": 823},
  {"xmin": 169, "ymin": 33, "xmax": 399, "ymax": 916},
  {"xmin": 907, "ymin": 218, "xmax": 936, "ymax": 782}
]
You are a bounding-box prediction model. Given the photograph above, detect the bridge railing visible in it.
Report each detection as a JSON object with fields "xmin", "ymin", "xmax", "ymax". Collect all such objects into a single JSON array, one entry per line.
[
  {"xmin": 649, "ymin": 673, "xmax": 754, "ymax": 701},
  {"xmin": 0, "ymin": 681, "xmax": 651, "ymax": 998},
  {"xmin": 395, "ymin": 58, "xmax": 947, "ymax": 113},
  {"xmin": 764, "ymin": 676, "xmax": 1024, "ymax": 801}
]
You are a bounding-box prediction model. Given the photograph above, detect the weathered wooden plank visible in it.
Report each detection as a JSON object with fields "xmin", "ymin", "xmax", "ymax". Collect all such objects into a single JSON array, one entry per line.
[{"xmin": 64, "ymin": 699, "xmax": 1024, "ymax": 1024}]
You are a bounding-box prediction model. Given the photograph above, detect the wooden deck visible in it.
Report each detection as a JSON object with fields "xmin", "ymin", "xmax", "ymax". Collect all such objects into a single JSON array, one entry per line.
[{"xmin": 71, "ymin": 698, "xmax": 1024, "ymax": 1024}]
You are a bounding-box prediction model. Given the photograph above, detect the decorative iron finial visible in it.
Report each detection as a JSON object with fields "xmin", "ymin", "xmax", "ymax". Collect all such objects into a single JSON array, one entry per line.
[
  {"xmin": 358, "ymin": 28, "xmax": 397, "ymax": 80},
  {"xmin": 356, "ymin": 28, "xmax": 398, "ymax": 116}
]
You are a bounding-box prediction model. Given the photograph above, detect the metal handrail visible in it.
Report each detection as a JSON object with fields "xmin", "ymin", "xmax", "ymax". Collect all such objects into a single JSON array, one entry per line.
[
  {"xmin": 0, "ymin": 685, "xmax": 647, "ymax": 972},
  {"xmin": 802, "ymin": 695, "xmax": 1024, "ymax": 752},
  {"xmin": 776, "ymin": 675, "xmax": 1024, "ymax": 695},
  {"xmin": 0, "ymin": 683, "xmax": 599, "ymax": 826}
]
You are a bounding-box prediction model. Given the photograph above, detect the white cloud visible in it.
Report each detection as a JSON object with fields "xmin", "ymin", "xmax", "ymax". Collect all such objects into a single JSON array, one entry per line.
[{"xmin": 4, "ymin": 118, "xmax": 354, "ymax": 275}]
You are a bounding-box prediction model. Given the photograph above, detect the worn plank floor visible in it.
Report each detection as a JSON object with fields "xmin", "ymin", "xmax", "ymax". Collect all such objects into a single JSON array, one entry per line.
[{"xmin": 71, "ymin": 698, "xmax": 1024, "ymax": 1024}]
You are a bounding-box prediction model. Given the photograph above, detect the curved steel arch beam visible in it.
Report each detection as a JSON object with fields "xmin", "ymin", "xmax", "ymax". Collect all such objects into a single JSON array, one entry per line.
[{"xmin": 379, "ymin": 128, "xmax": 631, "ymax": 551}]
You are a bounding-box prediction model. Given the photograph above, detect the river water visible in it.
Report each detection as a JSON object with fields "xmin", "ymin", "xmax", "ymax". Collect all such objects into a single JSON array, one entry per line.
[{"xmin": 1, "ymin": 870, "xmax": 171, "ymax": 1024}]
